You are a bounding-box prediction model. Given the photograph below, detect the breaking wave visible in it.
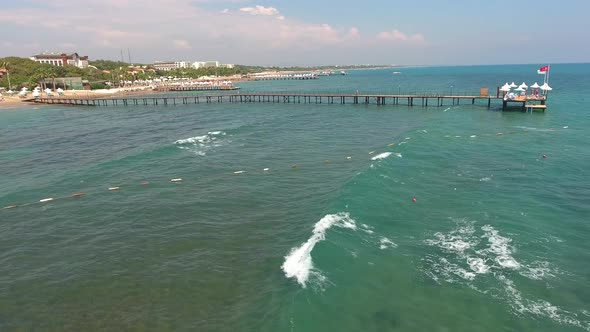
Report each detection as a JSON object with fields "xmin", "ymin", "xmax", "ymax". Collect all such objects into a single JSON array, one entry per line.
[
  {"xmin": 281, "ymin": 212, "xmax": 357, "ymax": 288},
  {"xmin": 174, "ymin": 131, "xmax": 227, "ymax": 156},
  {"xmin": 423, "ymin": 218, "xmax": 589, "ymax": 330}
]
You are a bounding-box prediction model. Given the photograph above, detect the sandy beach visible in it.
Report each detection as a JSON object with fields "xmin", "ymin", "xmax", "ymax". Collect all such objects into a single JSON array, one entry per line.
[
  {"xmin": 0, "ymin": 96, "xmax": 27, "ymax": 108},
  {"xmin": 0, "ymin": 87, "xmax": 156, "ymax": 109}
]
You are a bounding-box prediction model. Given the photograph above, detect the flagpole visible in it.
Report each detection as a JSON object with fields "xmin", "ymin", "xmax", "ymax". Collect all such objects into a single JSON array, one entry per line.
[{"xmin": 546, "ymin": 65, "xmax": 550, "ymax": 85}]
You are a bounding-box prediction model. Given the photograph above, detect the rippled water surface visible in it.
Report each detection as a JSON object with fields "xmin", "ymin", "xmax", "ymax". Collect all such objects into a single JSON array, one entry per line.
[{"xmin": 1, "ymin": 64, "xmax": 589, "ymax": 331}]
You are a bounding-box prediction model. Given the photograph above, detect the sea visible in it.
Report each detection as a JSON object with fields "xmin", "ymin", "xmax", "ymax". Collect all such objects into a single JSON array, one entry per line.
[{"xmin": 1, "ymin": 64, "xmax": 589, "ymax": 331}]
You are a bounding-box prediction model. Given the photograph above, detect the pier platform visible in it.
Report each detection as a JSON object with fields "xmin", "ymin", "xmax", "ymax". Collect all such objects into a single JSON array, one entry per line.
[{"xmin": 26, "ymin": 92, "xmax": 547, "ymax": 111}]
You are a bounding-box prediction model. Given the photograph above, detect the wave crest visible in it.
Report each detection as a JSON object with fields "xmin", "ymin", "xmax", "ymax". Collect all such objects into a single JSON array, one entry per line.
[{"xmin": 281, "ymin": 212, "xmax": 356, "ymax": 288}]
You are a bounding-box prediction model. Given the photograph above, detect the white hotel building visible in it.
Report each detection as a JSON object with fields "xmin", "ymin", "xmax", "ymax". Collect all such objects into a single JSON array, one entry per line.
[
  {"xmin": 153, "ymin": 60, "xmax": 234, "ymax": 71},
  {"xmin": 30, "ymin": 53, "xmax": 89, "ymax": 68}
]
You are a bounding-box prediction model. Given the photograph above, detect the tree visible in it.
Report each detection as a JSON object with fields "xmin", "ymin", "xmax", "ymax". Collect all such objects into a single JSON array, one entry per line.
[
  {"xmin": 1, "ymin": 61, "xmax": 12, "ymax": 90},
  {"xmin": 46, "ymin": 66, "xmax": 58, "ymax": 90}
]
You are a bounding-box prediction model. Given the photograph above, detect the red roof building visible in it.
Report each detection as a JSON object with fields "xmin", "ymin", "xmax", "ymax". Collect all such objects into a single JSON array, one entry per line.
[{"xmin": 30, "ymin": 52, "xmax": 89, "ymax": 68}]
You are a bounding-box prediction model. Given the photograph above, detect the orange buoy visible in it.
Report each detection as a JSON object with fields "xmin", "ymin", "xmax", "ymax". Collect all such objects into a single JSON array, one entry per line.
[
  {"xmin": 3, "ymin": 205, "xmax": 17, "ymax": 209},
  {"xmin": 71, "ymin": 193, "xmax": 85, "ymax": 197},
  {"xmin": 412, "ymin": 198, "xmax": 417, "ymax": 203}
]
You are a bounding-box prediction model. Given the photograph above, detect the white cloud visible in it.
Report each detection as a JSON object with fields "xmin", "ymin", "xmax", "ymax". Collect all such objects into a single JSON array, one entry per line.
[
  {"xmin": 239, "ymin": 5, "xmax": 279, "ymax": 16},
  {"xmin": 377, "ymin": 29, "xmax": 425, "ymax": 43},
  {"xmin": 0, "ymin": 1, "xmax": 429, "ymax": 65},
  {"xmin": 173, "ymin": 39, "xmax": 191, "ymax": 50}
]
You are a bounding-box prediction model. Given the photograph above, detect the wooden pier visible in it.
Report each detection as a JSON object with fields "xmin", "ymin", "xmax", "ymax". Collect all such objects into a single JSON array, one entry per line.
[
  {"xmin": 249, "ymin": 75, "xmax": 318, "ymax": 81},
  {"xmin": 153, "ymin": 85, "xmax": 240, "ymax": 92},
  {"xmin": 27, "ymin": 92, "xmax": 547, "ymax": 111}
]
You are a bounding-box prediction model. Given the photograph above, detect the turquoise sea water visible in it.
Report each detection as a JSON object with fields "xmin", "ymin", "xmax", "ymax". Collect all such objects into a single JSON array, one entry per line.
[{"xmin": 1, "ymin": 64, "xmax": 589, "ymax": 331}]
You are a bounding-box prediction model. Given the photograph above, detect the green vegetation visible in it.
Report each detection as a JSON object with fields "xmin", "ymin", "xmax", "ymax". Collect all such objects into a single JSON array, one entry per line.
[
  {"xmin": 0, "ymin": 57, "xmax": 109, "ymax": 89},
  {"xmin": 0, "ymin": 56, "xmax": 394, "ymax": 90}
]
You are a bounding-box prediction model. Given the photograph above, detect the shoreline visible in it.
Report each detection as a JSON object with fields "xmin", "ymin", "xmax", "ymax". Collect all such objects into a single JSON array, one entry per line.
[{"xmin": 0, "ymin": 87, "xmax": 157, "ymax": 109}]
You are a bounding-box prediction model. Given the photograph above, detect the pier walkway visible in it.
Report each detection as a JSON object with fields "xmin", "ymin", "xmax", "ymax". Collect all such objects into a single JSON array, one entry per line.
[
  {"xmin": 153, "ymin": 85, "xmax": 239, "ymax": 92},
  {"xmin": 28, "ymin": 92, "xmax": 546, "ymax": 111}
]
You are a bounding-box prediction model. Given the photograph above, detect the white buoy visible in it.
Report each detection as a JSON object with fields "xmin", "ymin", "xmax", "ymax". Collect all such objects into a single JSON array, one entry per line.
[
  {"xmin": 108, "ymin": 187, "xmax": 120, "ymax": 190},
  {"xmin": 39, "ymin": 198, "xmax": 54, "ymax": 203},
  {"xmin": 170, "ymin": 178, "xmax": 182, "ymax": 182},
  {"xmin": 263, "ymin": 168, "xmax": 270, "ymax": 171},
  {"xmin": 233, "ymin": 171, "xmax": 245, "ymax": 174}
]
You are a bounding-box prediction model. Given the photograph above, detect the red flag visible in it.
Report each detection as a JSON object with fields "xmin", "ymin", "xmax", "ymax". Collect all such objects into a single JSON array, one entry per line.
[{"xmin": 537, "ymin": 65, "xmax": 549, "ymax": 74}]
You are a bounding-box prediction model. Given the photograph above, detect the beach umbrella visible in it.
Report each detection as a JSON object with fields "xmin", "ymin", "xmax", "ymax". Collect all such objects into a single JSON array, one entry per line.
[
  {"xmin": 500, "ymin": 86, "xmax": 511, "ymax": 92},
  {"xmin": 518, "ymin": 82, "xmax": 528, "ymax": 89},
  {"xmin": 540, "ymin": 83, "xmax": 552, "ymax": 91},
  {"xmin": 509, "ymin": 82, "xmax": 517, "ymax": 88},
  {"xmin": 530, "ymin": 82, "xmax": 540, "ymax": 89},
  {"xmin": 515, "ymin": 87, "xmax": 525, "ymax": 92}
]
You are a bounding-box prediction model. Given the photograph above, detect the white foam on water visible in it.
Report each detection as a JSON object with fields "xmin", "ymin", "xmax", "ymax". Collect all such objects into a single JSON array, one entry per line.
[
  {"xmin": 430, "ymin": 257, "xmax": 476, "ymax": 281},
  {"xmin": 371, "ymin": 152, "xmax": 392, "ymax": 160},
  {"xmin": 420, "ymin": 129, "xmax": 428, "ymax": 133},
  {"xmin": 361, "ymin": 223, "xmax": 375, "ymax": 235},
  {"xmin": 520, "ymin": 261, "xmax": 558, "ymax": 280},
  {"xmin": 480, "ymin": 225, "xmax": 520, "ymax": 270},
  {"xmin": 174, "ymin": 131, "xmax": 228, "ymax": 156},
  {"xmin": 443, "ymin": 107, "xmax": 451, "ymax": 112},
  {"xmin": 467, "ymin": 257, "xmax": 490, "ymax": 274},
  {"xmin": 174, "ymin": 135, "xmax": 209, "ymax": 145},
  {"xmin": 563, "ymin": 126, "xmax": 569, "ymax": 129},
  {"xmin": 497, "ymin": 275, "xmax": 590, "ymax": 331},
  {"xmin": 379, "ymin": 237, "xmax": 397, "ymax": 250},
  {"xmin": 281, "ymin": 212, "xmax": 357, "ymax": 288},
  {"xmin": 424, "ymin": 220, "xmax": 478, "ymax": 254},
  {"xmin": 398, "ymin": 141, "xmax": 408, "ymax": 146},
  {"xmin": 495, "ymin": 255, "xmax": 520, "ymax": 269},
  {"xmin": 405, "ymin": 137, "xmax": 411, "ymax": 140},
  {"xmin": 233, "ymin": 170, "xmax": 245, "ymax": 174},
  {"xmin": 423, "ymin": 220, "xmax": 590, "ymax": 331},
  {"xmin": 479, "ymin": 177, "xmax": 492, "ymax": 182},
  {"xmin": 470, "ymin": 135, "xmax": 477, "ymax": 138}
]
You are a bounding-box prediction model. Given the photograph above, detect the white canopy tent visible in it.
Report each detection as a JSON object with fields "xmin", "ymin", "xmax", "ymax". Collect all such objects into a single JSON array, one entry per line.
[
  {"xmin": 500, "ymin": 83, "xmax": 511, "ymax": 92},
  {"xmin": 530, "ymin": 82, "xmax": 540, "ymax": 89},
  {"xmin": 509, "ymin": 82, "xmax": 518, "ymax": 88},
  {"xmin": 540, "ymin": 83, "xmax": 552, "ymax": 91},
  {"xmin": 518, "ymin": 82, "xmax": 528, "ymax": 90}
]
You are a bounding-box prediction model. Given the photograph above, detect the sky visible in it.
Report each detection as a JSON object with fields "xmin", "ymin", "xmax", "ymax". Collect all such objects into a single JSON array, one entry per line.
[{"xmin": 1, "ymin": 0, "xmax": 589, "ymax": 66}]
